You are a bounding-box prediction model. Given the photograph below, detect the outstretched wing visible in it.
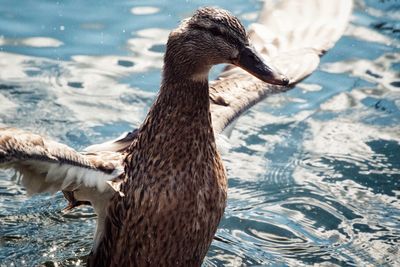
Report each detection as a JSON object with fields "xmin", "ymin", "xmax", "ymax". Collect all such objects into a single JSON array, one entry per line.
[
  {"xmin": 0, "ymin": 128, "xmax": 124, "ymax": 196},
  {"xmin": 211, "ymin": 0, "xmax": 353, "ymax": 134}
]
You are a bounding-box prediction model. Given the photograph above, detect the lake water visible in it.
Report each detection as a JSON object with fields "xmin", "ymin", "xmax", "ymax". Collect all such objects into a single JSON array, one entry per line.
[{"xmin": 0, "ymin": 0, "xmax": 399, "ymax": 266}]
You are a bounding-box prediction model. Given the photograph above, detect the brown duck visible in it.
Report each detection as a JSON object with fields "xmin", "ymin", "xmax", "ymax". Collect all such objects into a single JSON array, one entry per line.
[
  {"xmin": 0, "ymin": 1, "xmax": 352, "ymax": 266},
  {"xmin": 92, "ymin": 7, "xmax": 288, "ymax": 266}
]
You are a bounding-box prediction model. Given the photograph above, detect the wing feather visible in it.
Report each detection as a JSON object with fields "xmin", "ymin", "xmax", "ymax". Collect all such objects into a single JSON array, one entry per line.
[
  {"xmin": 0, "ymin": 128, "xmax": 123, "ymax": 195},
  {"xmin": 84, "ymin": 130, "xmax": 138, "ymax": 153},
  {"xmin": 211, "ymin": 0, "xmax": 353, "ymax": 134}
]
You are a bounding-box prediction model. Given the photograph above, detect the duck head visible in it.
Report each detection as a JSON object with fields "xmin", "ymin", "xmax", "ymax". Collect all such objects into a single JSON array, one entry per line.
[{"xmin": 163, "ymin": 7, "xmax": 289, "ymax": 86}]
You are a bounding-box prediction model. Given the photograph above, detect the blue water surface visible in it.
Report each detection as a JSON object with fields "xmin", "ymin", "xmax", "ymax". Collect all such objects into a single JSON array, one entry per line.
[{"xmin": 0, "ymin": 0, "xmax": 399, "ymax": 266}]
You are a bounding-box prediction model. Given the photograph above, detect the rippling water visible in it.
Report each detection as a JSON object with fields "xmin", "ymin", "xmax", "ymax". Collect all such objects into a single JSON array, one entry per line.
[{"xmin": 0, "ymin": 0, "xmax": 399, "ymax": 266}]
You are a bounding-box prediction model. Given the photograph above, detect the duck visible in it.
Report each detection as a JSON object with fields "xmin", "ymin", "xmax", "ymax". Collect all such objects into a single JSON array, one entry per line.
[{"xmin": 0, "ymin": 0, "xmax": 352, "ymax": 266}]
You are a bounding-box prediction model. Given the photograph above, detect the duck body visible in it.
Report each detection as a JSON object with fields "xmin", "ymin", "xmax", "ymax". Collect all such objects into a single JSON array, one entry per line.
[{"xmin": 89, "ymin": 80, "xmax": 227, "ymax": 266}]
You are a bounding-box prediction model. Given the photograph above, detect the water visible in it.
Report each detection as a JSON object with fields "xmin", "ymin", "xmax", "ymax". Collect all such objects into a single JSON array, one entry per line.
[{"xmin": 0, "ymin": 0, "xmax": 399, "ymax": 266}]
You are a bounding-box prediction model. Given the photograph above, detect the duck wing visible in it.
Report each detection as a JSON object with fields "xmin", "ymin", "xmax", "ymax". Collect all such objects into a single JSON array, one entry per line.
[
  {"xmin": 0, "ymin": 128, "xmax": 124, "ymax": 198},
  {"xmin": 211, "ymin": 0, "xmax": 353, "ymax": 134},
  {"xmin": 84, "ymin": 129, "xmax": 138, "ymax": 153}
]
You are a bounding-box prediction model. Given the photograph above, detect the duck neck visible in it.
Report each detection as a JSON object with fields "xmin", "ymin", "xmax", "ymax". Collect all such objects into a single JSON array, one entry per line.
[{"xmin": 137, "ymin": 74, "xmax": 214, "ymax": 151}]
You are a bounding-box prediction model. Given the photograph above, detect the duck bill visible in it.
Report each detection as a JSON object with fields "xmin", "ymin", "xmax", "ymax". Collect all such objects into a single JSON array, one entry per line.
[{"xmin": 234, "ymin": 46, "xmax": 289, "ymax": 86}]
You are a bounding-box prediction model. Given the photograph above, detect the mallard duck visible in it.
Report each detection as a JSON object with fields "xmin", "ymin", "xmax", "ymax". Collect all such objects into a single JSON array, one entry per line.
[{"xmin": 0, "ymin": 0, "xmax": 352, "ymax": 266}]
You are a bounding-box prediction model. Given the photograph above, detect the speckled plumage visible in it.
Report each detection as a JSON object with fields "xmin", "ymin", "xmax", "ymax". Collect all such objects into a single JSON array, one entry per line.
[{"xmin": 89, "ymin": 80, "xmax": 227, "ymax": 266}]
